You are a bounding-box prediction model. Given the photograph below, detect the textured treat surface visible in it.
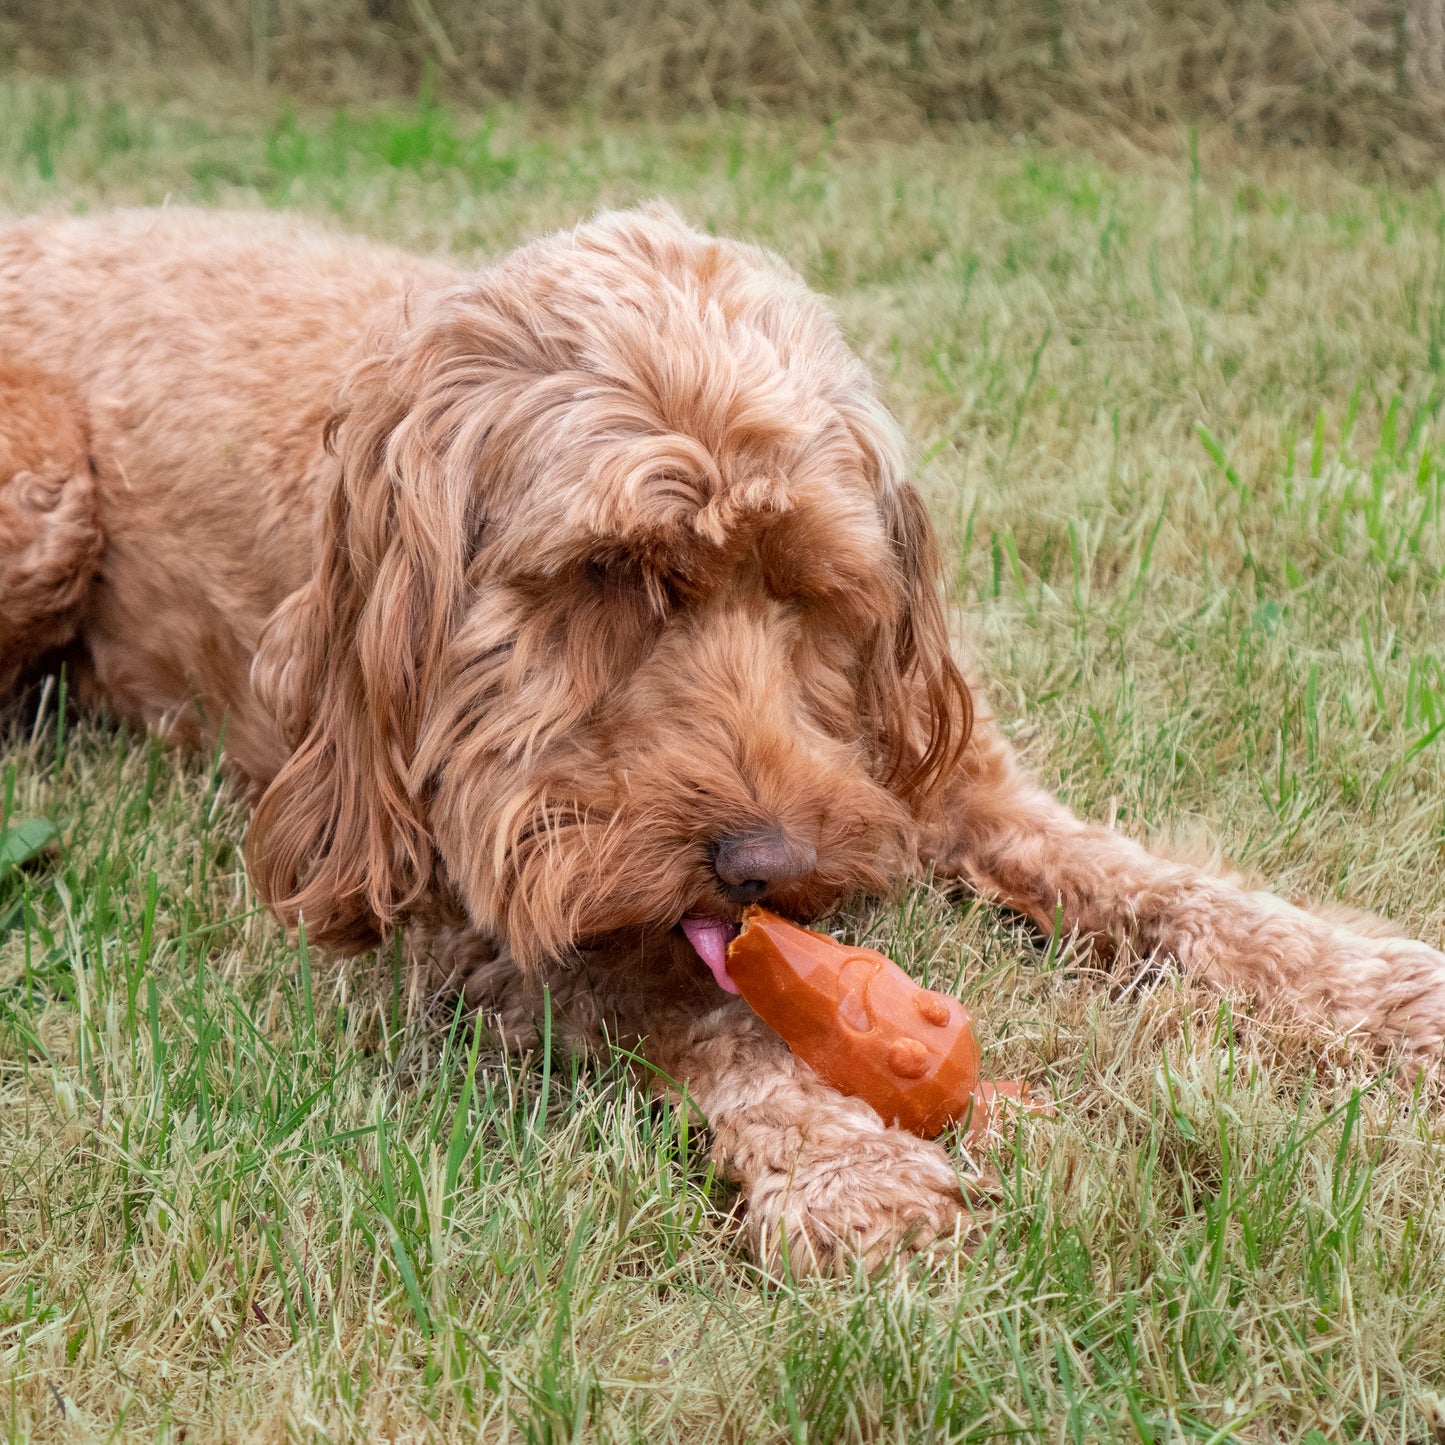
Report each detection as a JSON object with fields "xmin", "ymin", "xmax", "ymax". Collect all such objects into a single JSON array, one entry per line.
[{"xmin": 726, "ymin": 906, "xmax": 983, "ymax": 1137}]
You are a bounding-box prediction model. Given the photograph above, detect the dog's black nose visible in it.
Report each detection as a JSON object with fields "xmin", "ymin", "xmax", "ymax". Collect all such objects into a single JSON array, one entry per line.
[{"xmin": 710, "ymin": 829, "xmax": 818, "ymax": 905}]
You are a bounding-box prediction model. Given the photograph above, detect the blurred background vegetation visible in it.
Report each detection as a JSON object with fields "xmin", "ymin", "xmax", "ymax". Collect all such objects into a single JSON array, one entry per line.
[{"xmin": 4, "ymin": 0, "xmax": 1444, "ymax": 174}]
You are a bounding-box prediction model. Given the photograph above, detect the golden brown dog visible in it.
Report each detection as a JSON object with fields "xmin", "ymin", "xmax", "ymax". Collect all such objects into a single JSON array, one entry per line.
[{"xmin": 4, "ymin": 204, "xmax": 1445, "ymax": 1270}]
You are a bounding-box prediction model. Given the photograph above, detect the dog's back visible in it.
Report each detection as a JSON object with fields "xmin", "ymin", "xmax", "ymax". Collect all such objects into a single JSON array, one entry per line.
[{"xmin": 0, "ymin": 210, "xmax": 458, "ymax": 773}]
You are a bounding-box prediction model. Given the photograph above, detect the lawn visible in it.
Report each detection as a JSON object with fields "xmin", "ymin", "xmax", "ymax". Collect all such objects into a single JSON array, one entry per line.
[{"xmin": 4, "ymin": 77, "xmax": 1445, "ymax": 1442}]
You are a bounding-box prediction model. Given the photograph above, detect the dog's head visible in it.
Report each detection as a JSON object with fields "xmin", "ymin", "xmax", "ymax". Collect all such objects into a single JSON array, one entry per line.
[{"xmin": 247, "ymin": 205, "xmax": 970, "ymax": 978}]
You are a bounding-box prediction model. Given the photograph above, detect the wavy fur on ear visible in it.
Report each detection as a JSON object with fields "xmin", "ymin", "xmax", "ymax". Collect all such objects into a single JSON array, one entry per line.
[
  {"xmin": 840, "ymin": 392, "xmax": 973, "ymax": 812},
  {"xmin": 246, "ymin": 304, "xmax": 488, "ymax": 949},
  {"xmin": 880, "ymin": 478, "xmax": 974, "ymax": 803}
]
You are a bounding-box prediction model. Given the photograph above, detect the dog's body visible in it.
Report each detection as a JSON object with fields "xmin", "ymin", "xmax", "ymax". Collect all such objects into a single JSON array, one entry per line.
[
  {"xmin": 0, "ymin": 211, "xmax": 452, "ymax": 771},
  {"xmin": 5, "ymin": 205, "xmax": 1445, "ymax": 1270}
]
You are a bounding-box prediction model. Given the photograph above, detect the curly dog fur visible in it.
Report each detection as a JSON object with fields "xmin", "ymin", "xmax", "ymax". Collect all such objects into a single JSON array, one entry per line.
[{"xmin": 4, "ymin": 204, "xmax": 1445, "ymax": 1271}]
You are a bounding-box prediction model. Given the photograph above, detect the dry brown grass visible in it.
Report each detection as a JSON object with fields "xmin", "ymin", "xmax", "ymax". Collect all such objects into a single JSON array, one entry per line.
[{"xmin": 5, "ymin": 1, "xmax": 1445, "ymax": 172}]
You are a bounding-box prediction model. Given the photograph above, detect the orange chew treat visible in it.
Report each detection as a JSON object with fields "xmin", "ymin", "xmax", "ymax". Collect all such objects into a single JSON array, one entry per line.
[{"xmin": 726, "ymin": 906, "xmax": 984, "ymax": 1139}]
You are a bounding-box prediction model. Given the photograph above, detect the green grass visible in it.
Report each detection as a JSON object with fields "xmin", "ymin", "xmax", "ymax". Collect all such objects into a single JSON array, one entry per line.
[{"xmin": 6, "ymin": 77, "xmax": 1445, "ymax": 1441}]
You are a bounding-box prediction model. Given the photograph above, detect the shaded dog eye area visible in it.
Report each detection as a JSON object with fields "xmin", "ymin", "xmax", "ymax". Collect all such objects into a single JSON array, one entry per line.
[
  {"xmin": 508, "ymin": 505, "xmax": 897, "ymax": 629},
  {"xmin": 579, "ymin": 549, "xmax": 706, "ymax": 612}
]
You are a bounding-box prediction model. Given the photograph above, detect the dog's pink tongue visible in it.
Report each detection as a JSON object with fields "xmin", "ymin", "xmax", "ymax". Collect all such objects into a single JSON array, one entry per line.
[{"xmin": 680, "ymin": 916, "xmax": 741, "ymax": 994}]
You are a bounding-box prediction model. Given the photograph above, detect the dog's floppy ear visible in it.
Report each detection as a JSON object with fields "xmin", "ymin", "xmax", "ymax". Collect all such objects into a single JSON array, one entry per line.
[
  {"xmin": 246, "ymin": 324, "xmax": 486, "ymax": 950},
  {"xmin": 843, "ymin": 395, "xmax": 973, "ymax": 810},
  {"xmin": 877, "ymin": 479, "xmax": 973, "ymax": 801}
]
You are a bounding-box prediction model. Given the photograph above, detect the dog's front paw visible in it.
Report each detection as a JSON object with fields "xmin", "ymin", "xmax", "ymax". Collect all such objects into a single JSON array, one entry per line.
[{"xmin": 728, "ymin": 1098, "xmax": 991, "ymax": 1275}]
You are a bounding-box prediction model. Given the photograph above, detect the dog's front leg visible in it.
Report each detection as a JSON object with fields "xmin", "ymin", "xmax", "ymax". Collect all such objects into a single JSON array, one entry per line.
[
  {"xmin": 409, "ymin": 918, "xmax": 988, "ymax": 1273},
  {"xmin": 925, "ymin": 713, "xmax": 1445, "ymax": 1063},
  {"xmin": 636, "ymin": 992, "xmax": 988, "ymax": 1274}
]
